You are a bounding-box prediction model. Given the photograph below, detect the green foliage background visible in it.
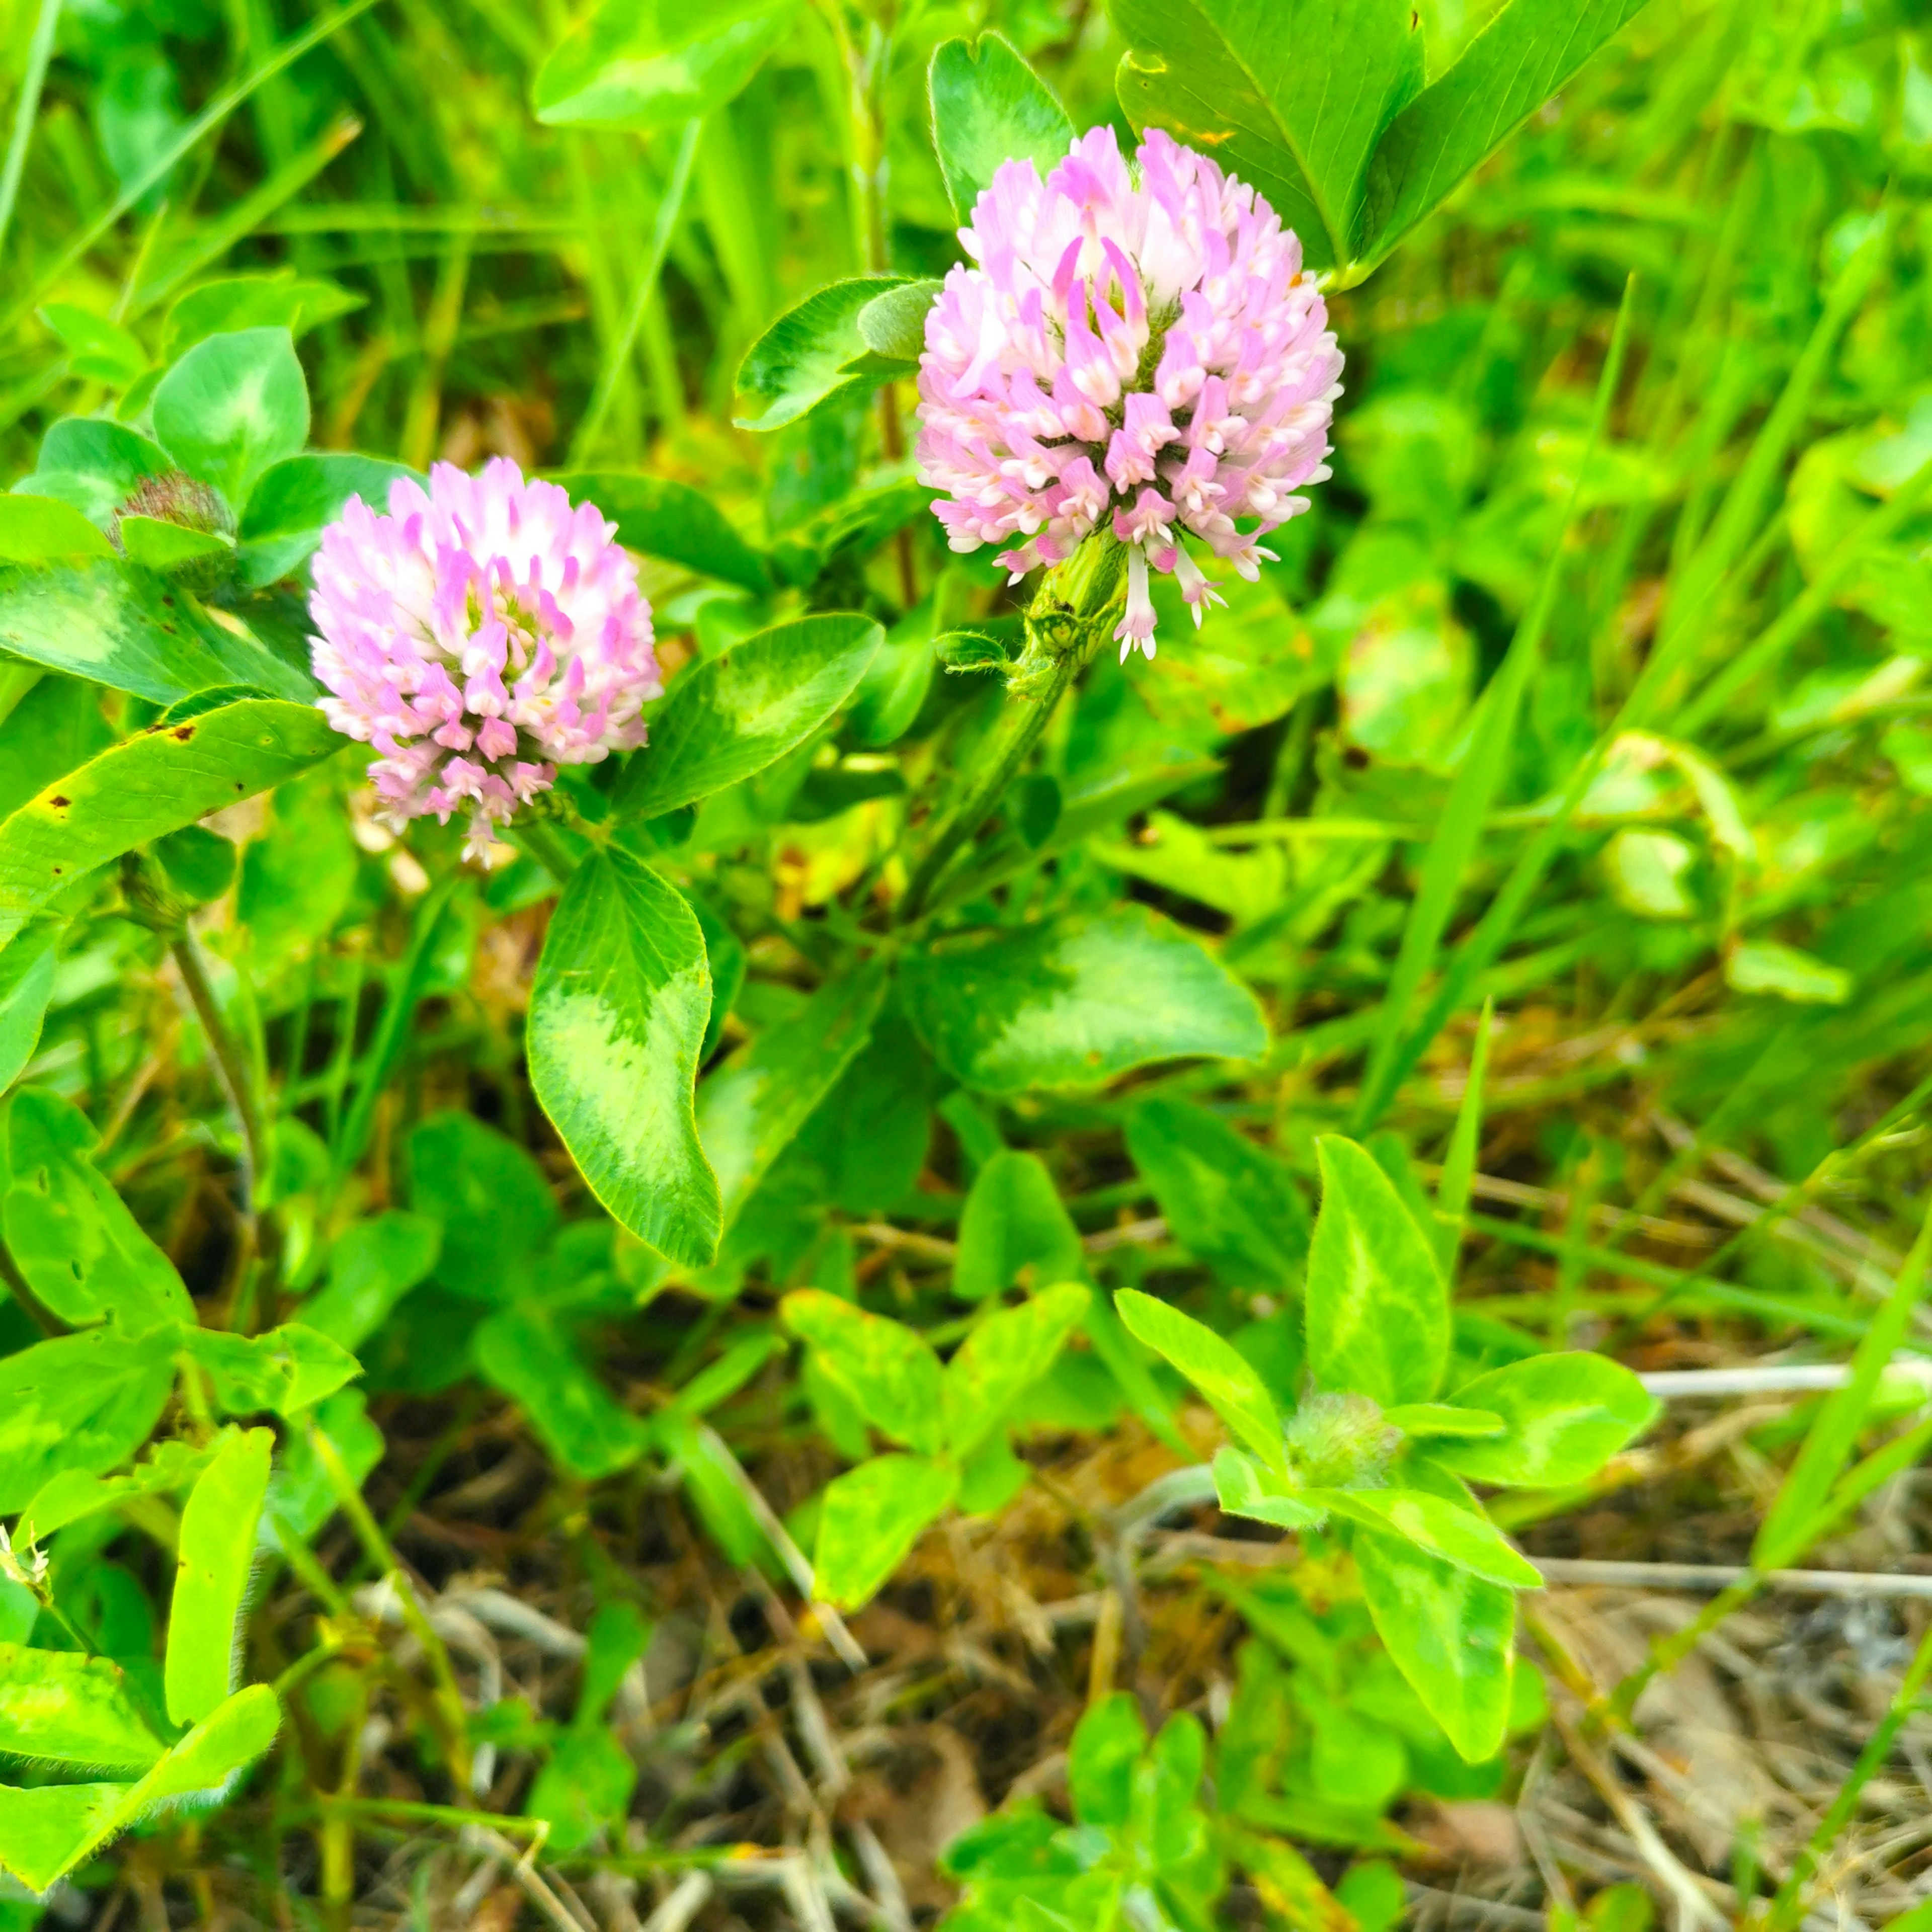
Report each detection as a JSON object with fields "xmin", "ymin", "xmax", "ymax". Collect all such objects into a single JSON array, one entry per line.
[{"xmin": 2, "ymin": 0, "xmax": 1932, "ymax": 1925}]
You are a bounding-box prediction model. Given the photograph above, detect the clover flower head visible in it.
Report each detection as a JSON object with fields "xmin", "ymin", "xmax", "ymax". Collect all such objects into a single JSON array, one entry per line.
[
  {"xmin": 309, "ymin": 458, "xmax": 659, "ymax": 862},
  {"xmin": 915, "ymin": 125, "xmax": 1344, "ymax": 660}
]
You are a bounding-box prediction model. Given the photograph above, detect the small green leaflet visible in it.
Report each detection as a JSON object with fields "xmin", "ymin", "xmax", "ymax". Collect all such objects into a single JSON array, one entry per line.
[
  {"xmin": 1353, "ymin": 1532, "xmax": 1516, "ymax": 1763},
  {"xmin": 166, "ymin": 1427, "xmax": 273, "ymax": 1726},
  {"xmin": 1305, "ymin": 1135, "xmax": 1448, "ymax": 1407},
  {"xmin": 0, "ymin": 698, "xmax": 341, "ymax": 953},
  {"xmin": 1116, "ymin": 1290, "xmax": 1282, "ymax": 1466},
  {"xmin": 928, "ymin": 33, "xmax": 1074, "ymax": 222},
  {"xmin": 0, "ymin": 1685, "xmax": 280, "ymax": 1894},
  {"xmin": 529, "ymin": 846, "xmax": 720, "ymax": 1269},
  {"xmin": 901, "ymin": 905, "xmax": 1267, "ymax": 1093},
  {"xmin": 812, "ymin": 1453, "xmax": 958, "ymax": 1609}
]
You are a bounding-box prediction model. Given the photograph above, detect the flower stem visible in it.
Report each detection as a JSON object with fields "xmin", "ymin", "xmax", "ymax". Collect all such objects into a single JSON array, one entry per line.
[
  {"xmin": 897, "ymin": 646, "xmax": 1081, "ymax": 925},
  {"xmin": 896, "ymin": 539, "xmax": 1124, "ymax": 925},
  {"xmin": 171, "ymin": 928, "xmax": 268, "ymax": 1213}
]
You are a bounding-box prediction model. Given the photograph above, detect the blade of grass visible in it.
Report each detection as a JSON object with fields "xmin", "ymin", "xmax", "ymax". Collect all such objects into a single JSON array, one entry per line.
[
  {"xmin": 1352, "ymin": 278, "xmax": 1637, "ymax": 1131},
  {"xmin": 1464, "ymin": 1213, "xmax": 1869, "ymax": 1341},
  {"xmin": 1752, "ymin": 1197, "xmax": 1932, "ymax": 1569},
  {"xmin": 1433, "ymin": 999, "xmax": 1493, "ymax": 1277},
  {"xmin": 1369, "ymin": 218, "xmax": 1891, "ymax": 1118},
  {"xmin": 130, "ymin": 113, "xmax": 366, "ymax": 316},
  {"xmin": 0, "ymin": 0, "xmax": 385, "ymax": 338},
  {"xmin": 1676, "ymin": 452, "xmax": 1932, "ymax": 737},
  {"xmin": 570, "ymin": 118, "xmax": 702, "ymax": 464},
  {"xmin": 0, "ymin": 0, "xmax": 62, "ymax": 265}
]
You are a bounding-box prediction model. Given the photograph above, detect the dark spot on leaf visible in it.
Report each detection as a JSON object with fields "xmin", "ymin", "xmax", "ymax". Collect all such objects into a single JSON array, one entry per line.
[
  {"xmin": 51, "ymin": 866, "xmax": 61, "ymax": 875},
  {"xmin": 1342, "ymin": 745, "xmax": 1370, "ymax": 770},
  {"xmin": 172, "ymin": 725, "xmax": 196, "ymax": 741},
  {"xmin": 161, "ymin": 595, "xmax": 175, "ymax": 608},
  {"xmin": 234, "ymin": 781, "xmax": 245, "ymax": 791},
  {"xmin": 162, "ymin": 623, "xmax": 177, "ymax": 635},
  {"xmin": 49, "ymin": 795, "xmax": 69, "ymax": 809}
]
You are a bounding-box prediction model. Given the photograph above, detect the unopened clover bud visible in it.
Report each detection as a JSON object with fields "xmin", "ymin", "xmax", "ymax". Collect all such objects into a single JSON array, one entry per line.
[{"xmin": 1282, "ymin": 1390, "xmax": 1400, "ymax": 1492}]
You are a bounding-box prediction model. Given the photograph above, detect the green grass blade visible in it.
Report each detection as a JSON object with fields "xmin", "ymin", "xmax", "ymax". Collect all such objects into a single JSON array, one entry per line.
[
  {"xmin": 0, "ymin": 0, "xmax": 61, "ymax": 265},
  {"xmin": 1433, "ymin": 998, "xmax": 1492, "ymax": 1278},
  {"xmin": 1354, "ymin": 279, "xmax": 1637, "ymax": 1131},
  {"xmin": 1752, "ymin": 1198, "xmax": 1932, "ymax": 1570}
]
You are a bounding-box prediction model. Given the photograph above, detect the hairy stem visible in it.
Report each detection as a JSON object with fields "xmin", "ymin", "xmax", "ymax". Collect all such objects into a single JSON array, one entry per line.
[
  {"xmin": 897, "ymin": 646, "xmax": 1081, "ymax": 924},
  {"xmin": 169, "ymin": 926, "xmax": 266, "ymax": 1327}
]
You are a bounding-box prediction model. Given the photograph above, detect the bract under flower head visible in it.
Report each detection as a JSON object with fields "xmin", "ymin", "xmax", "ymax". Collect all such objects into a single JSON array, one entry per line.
[
  {"xmin": 915, "ymin": 126, "xmax": 1344, "ymax": 660},
  {"xmin": 309, "ymin": 458, "xmax": 659, "ymax": 862}
]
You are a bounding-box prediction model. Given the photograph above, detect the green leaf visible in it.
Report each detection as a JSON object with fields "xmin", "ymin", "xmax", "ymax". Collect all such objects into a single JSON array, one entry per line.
[
  {"xmin": 615, "ymin": 613, "xmax": 882, "ymax": 822},
  {"xmin": 297, "ymin": 1212, "xmax": 441, "ymax": 1351},
  {"xmin": 165, "ymin": 1427, "xmax": 272, "ymax": 1726},
  {"xmin": 812, "ymin": 1453, "xmax": 958, "ymax": 1609},
  {"xmin": 956, "ymin": 1430, "xmax": 1030, "ymax": 1515},
  {"xmin": 1211, "ymin": 1445, "xmax": 1327, "ymax": 1528},
  {"xmin": 547, "ymin": 470, "xmax": 769, "ymax": 594},
  {"xmin": 734, "ymin": 278, "xmax": 921, "ymax": 431},
  {"xmin": 236, "ymin": 452, "xmax": 419, "ymax": 587},
  {"xmin": 0, "ymin": 496, "xmax": 116, "ymax": 562},
  {"xmin": 781, "ymin": 1289, "xmax": 945, "ymax": 1455},
  {"xmin": 533, "ymin": 0, "xmax": 797, "ymax": 128},
  {"xmin": 0, "ymin": 928, "xmax": 58, "ymax": 1094},
  {"xmin": 38, "ymin": 304, "xmax": 148, "ymax": 388},
  {"xmin": 901, "ymin": 905, "xmax": 1267, "ymax": 1094},
  {"xmin": 1357, "ymin": 0, "xmax": 1653, "ymax": 268},
  {"xmin": 0, "ymin": 1684, "xmax": 279, "ymax": 1894},
  {"xmin": 0, "ymin": 562, "xmax": 313, "ymax": 704},
  {"xmin": 117, "ymin": 516, "xmax": 233, "ymax": 572},
  {"xmin": 265, "ymin": 1391, "xmax": 383, "ymax": 1547},
  {"xmin": 696, "ymin": 962, "xmax": 888, "ymax": 1231},
  {"xmin": 953, "ymin": 1149, "xmax": 1085, "ymax": 1302},
  {"xmin": 942, "ymin": 1282, "xmax": 1090, "ymax": 1457},
  {"xmin": 1724, "ymin": 938, "xmax": 1852, "ymax": 1005},
  {"xmin": 525, "ymin": 1724, "xmax": 638, "ymax": 1856},
  {"xmin": 1305, "ymin": 1136, "xmax": 1448, "ymax": 1407},
  {"xmin": 182, "ymin": 1324, "xmax": 360, "ymax": 1418},
  {"xmin": 162, "ymin": 274, "xmax": 362, "ymax": 360},
  {"xmin": 785, "ymin": 1003, "xmax": 933, "ymax": 1214},
  {"xmin": 22, "ymin": 1438, "xmax": 217, "ymax": 1540},
  {"xmin": 1110, "ymin": 0, "xmax": 1424, "ymax": 273},
  {"xmin": 1432, "ymin": 1355, "xmax": 1658, "ymax": 1489},
  {"xmin": 407, "ymin": 1114, "xmax": 557, "ymax": 1294},
  {"xmin": 473, "ymin": 1307, "xmax": 652, "ymax": 1480},
  {"xmin": 17, "ymin": 418, "xmax": 168, "ymax": 528},
  {"xmin": 1067, "ymin": 1691, "xmax": 1146, "ymax": 1828},
  {"xmin": 1126, "ymin": 1098, "xmax": 1308, "ymax": 1291},
  {"xmin": 528, "ymin": 847, "xmax": 719, "ymax": 1270},
  {"xmin": 854, "ymin": 281, "xmax": 942, "ymax": 366},
  {"xmin": 0, "ymin": 1327, "xmax": 179, "ymax": 1513},
  {"xmin": 0, "ymin": 698, "xmax": 340, "ymax": 953},
  {"xmin": 576, "ymin": 1601, "xmax": 651, "ymax": 1727},
  {"xmin": 1353, "ymin": 1531, "xmax": 1515, "ymax": 1762},
  {"xmin": 151, "ymin": 328, "xmax": 310, "ymax": 513},
  {"xmin": 1755, "ymin": 1202, "xmax": 1932, "ymax": 1570},
  {"xmin": 1383, "ymin": 1403, "xmax": 1505, "ymax": 1441},
  {"xmin": 154, "ymin": 824, "xmax": 236, "ymax": 902},
  {"xmin": 4, "ymin": 1087, "xmax": 194, "ymax": 1330},
  {"xmin": 1314, "ymin": 1486, "xmax": 1539, "ymax": 1587},
  {"xmin": 928, "ymin": 32, "xmax": 1074, "ymax": 223},
  {"xmin": 0, "ymin": 1646, "xmax": 169, "ymax": 1773},
  {"xmin": 1116, "ymin": 1289, "xmax": 1282, "ymax": 1465}
]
